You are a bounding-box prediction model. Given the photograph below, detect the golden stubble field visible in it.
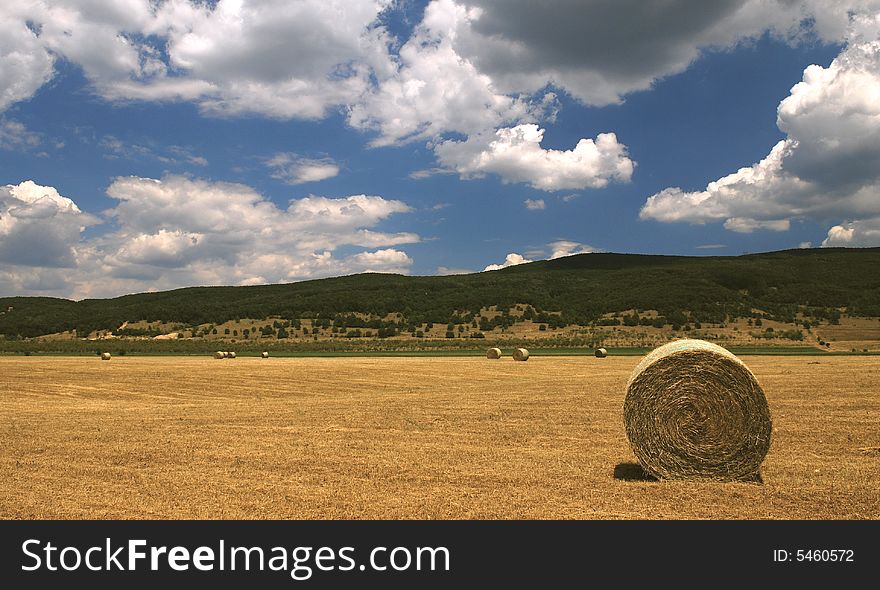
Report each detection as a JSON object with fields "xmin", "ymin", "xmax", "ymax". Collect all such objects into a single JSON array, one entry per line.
[{"xmin": 1, "ymin": 355, "xmax": 878, "ymax": 519}]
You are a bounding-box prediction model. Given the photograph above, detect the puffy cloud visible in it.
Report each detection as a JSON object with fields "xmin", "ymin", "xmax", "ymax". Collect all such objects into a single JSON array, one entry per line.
[
  {"xmin": 0, "ymin": 176, "xmax": 419, "ymax": 297},
  {"xmin": 548, "ymin": 240, "xmax": 600, "ymax": 259},
  {"xmin": 435, "ymin": 124, "xmax": 633, "ymax": 191},
  {"xmin": 0, "ymin": 180, "xmax": 98, "ymax": 268},
  {"xmin": 151, "ymin": 0, "xmax": 392, "ymax": 119},
  {"xmin": 285, "ymin": 194, "xmax": 412, "ymax": 230},
  {"xmin": 349, "ymin": 0, "xmax": 553, "ymax": 145},
  {"xmin": 345, "ymin": 249, "xmax": 412, "ymax": 274},
  {"xmin": 349, "ymin": 0, "xmax": 880, "ymax": 154},
  {"xmin": 821, "ymin": 217, "xmax": 880, "ymax": 246},
  {"xmin": 450, "ymin": 0, "xmax": 880, "ymax": 106},
  {"xmin": 2, "ymin": 180, "xmax": 82, "ymax": 213},
  {"xmin": 3, "ymin": 0, "xmax": 880, "ymax": 131},
  {"xmin": 267, "ymin": 153, "xmax": 340, "ymax": 185},
  {"xmin": 0, "ymin": 6, "xmax": 55, "ymax": 112},
  {"xmin": 641, "ymin": 21, "xmax": 880, "ymax": 245},
  {"xmin": 483, "ymin": 252, "xmax": 532, "ymax": 271},
  {"xmin": 2, "ymin": 0, "xmax": 392, "ymax": 119},
  {"xmin": 524, "ymin": 198, "xmax": 545, "ymax": 210},
  {"xmin": 6, "ymin": 0, "xmax": 878, "ymax": 210},
  {"xmin": 483, "ymin": 239, "xmax": 600, "ymax": 269}
]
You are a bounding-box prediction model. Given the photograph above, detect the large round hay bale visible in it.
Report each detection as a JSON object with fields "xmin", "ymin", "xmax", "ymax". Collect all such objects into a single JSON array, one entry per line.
[
  {"xmin": 101, "ymin": 352, "xmax": 111, "ymax": 361},
  {"xmin": 595, "ymin": 347, "xmax": 608, "ymax": 358},
  {"xmin": 214, "ymin": 351, "xmax": 224, "ymax": 359},
  {"xmin": 486, "ymin": 347, "xmax": 502, "ymax": 359},
  {"xmin": 513, "ymin": 347, "xmax": 529, "ymax": 361},
  {"xmin": 261, "ymin": 351, "xmax": 269, "ymax": 359},
  {"xmin": 228, "ymin": 351, "xmax": 236, "ymax": 359},
  {"xmin": 624, "ymin": 339, "xmax": 772, "ymax": 481}
]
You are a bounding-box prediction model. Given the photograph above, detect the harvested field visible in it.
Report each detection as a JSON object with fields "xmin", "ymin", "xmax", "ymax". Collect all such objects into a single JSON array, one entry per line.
[{"xmin": 1, "ymin": 356, "xmax": 878, "ymax": 519}]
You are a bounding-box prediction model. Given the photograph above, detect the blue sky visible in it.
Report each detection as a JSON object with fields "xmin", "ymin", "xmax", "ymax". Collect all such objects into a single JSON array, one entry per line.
[{"xmin": 1, "ymin": 1, "xmax": 879, "ymax": 298}]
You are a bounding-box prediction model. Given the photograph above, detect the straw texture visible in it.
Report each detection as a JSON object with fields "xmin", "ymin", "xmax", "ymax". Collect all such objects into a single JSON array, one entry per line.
[{"xmin": 624, "ymin": 339, "xmax": 772, "ymax": 481}]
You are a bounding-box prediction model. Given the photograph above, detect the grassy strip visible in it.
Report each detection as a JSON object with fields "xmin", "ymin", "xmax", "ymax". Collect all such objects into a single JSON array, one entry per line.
[{"xmin": 2, "ymin": 345, "xmax": 875, "ymax": 358}]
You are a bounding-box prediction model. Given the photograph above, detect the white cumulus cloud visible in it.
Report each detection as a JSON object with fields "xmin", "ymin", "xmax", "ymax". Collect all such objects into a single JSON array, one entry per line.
[
  {"xmin": 0, "ymin": 176, "xmax": 420, "ymax": 298},
  {"xmin": 483, "ymin": 252, "xmax": 532, "ymax": 271},
  {"xmin": 0, "ymin": 181, "xmax": 98, "ymax": 269},
  {"xmin": 641, "ymin": 17, "xmax": 880, "ymax": 245},
  {"xmin": 0, "ymin": 6, "xmax": 55, "ymax": 112},
  {"xmin": 448, "ymin": 0, "xmax": 880, "ymax": 106},
  {"xmin": 3, "ymin": 0, "xmax": 880, "ymax": 133},
  {"xmin": 821, "ymin": 217, "xmax": 880, "ymax": 246},
  {"xmin": 548, "ymin": 240, "xmax": 600, "ymax": 259},
  {"xmin": 1, "ymin": 0, "xmax": 393, "ymax": 120},
  {"xmin": 435, "ymin": 124, "xmax": 633, "ymax": 191},
  {"xmin": 482, "ymin": 239, "xmax": 601, "ymax": 270},
  {"xmin": 348, "ymin": 0, "xmax": 554, "ymax": 146}
]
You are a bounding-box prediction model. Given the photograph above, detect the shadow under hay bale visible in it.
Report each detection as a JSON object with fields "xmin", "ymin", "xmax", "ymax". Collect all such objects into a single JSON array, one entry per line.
[
  {"xmin": 613, "ymin": 462, "xmax": 657, "ymax": 482},
  {"xmin": 624, "ymin": 339, "xmax": 772, "ymax": 482}
]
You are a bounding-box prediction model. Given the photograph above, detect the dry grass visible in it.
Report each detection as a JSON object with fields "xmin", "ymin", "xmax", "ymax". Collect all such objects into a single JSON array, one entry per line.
[{"xmin": 1, "ymin": 356, "xmax": 878, "ymax": 519}]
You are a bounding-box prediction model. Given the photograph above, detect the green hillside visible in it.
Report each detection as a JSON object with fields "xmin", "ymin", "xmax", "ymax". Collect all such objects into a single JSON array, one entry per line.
[{"xmin": 1, "ymin": 248, "xmax": 879, "ymax": 339}]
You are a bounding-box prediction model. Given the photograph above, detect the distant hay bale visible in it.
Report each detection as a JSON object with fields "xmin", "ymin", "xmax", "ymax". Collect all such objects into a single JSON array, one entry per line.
[
  {"xmin": 228, "ymin": 351, "xmax": 236, "ymax": 359},
  {"xmin": 624, "ymin": 339, "xmax": 772, "ymax": 481},
  {"xmin": 595, "ymin": 347, "xmax": 608, "ymax": 358},
  {"xmin": 261, "ymin": 351, "xmax": 269, "ymax": 359},
  {"xmin": 101, "ymin": 352, "xmax": 111, "ymax": 361},
  {"xmin": 486, "ymin": 347, "xmax": 502, "ymax": 359},
  {"xmin": 513, "ymin": 347, "xmax": 529, "ymax": 361},
  {"xmin": 214, "ymin": 351, "xmax": 225, "ymax": 359}
]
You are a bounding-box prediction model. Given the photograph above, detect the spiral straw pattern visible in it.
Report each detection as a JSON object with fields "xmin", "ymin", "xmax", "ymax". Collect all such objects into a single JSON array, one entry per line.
[{"xmin": 624, "ymin": 339, "xmax": 772, "ymax": 481}]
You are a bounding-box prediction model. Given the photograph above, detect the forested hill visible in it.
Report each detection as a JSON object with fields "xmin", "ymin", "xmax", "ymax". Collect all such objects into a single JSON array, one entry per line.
[{"xmin": 1, "ymin": 248, "xmax": 879, "ymax": 338}]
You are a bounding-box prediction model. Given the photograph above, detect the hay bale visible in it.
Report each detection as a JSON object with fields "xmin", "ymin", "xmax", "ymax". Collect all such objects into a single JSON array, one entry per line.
[
  {"xmin": 101, "ymin": 352, "xmax": 111, "ymax": 361},
  {"xmin": 486, "ymin": 347, "xmax": 502, "ymax": 359},
  {"xmin": 595, "ymin": 347, "xmax": 608, "ymax": 358},
  {"xmin": 624, "ymin": 339, "xmax": 772, "ymax": 481},
  {"xmin": 214, "ymin": 351, "xmax": 224, "ymax": 359},
  {"xmin": 513, "ymin": 347, "xmax": 529, "ymax": 361},
  {"xmin": 261, "ymin": 351, "xmax": 269, "ymax": 359},
  {"xmin": 228, "ymin": 351, "xmax": 236, "ymax": 359}
]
